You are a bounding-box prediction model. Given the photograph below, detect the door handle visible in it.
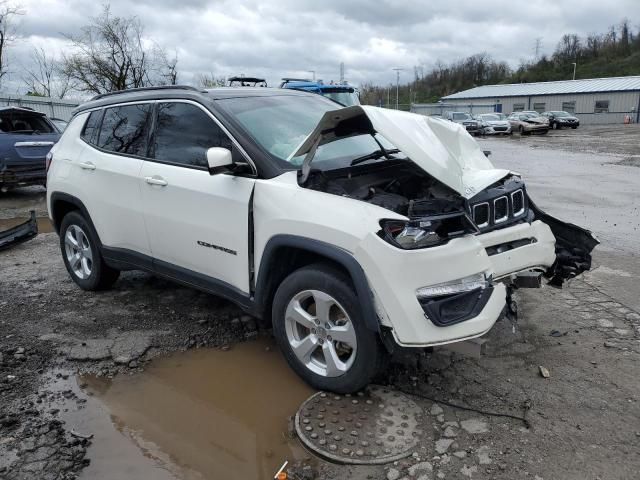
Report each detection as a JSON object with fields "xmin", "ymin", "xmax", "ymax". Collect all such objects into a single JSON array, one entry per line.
[
  {"xmin": 79, "ymin": 161, "xmax": 96, "ymax": 170},
  {"xmin": 145, "ymin": 176, "xmax": 168, "ymax": 186}
]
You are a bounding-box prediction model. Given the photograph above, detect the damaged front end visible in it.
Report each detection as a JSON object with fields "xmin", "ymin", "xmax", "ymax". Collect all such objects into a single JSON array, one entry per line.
[
  {"xmin": 295, "ymin": 105, "xmax": 598, "ymax": 289},
  {"xmin": 0, "ymin": 210, "xmax": 38, "ymax": 251},
  {"xmin": 528, "ymin": 199, "xmax": 599, "ymax": 286}
]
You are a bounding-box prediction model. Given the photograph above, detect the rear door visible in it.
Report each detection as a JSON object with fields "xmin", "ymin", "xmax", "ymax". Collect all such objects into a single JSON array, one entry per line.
[
  {"xmin": 73, "ymin": 103, "xmax": 152, "ymax": 259},
  {"xmin": 140, "ymin": 100, "xmax": 256, "ymax": 293}
]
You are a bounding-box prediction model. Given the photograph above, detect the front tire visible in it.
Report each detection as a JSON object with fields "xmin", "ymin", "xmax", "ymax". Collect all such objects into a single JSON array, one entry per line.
[
  {"xmin": 59, "ymin": 211, "xmax": 120, "ymax": 291},
  {"xmin": 272, "ymin": 264, "xmax": 383, "ymax": 393}
]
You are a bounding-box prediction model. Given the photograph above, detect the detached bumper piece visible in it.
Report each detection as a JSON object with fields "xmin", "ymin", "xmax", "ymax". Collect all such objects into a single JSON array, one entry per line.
[
  {"xmin": 529, "ymin": 199, "xmax": 600, "ymax": 286},
  {"xmin": 420, "ymin": 286, "xmax": 494, "ymax": 327},
  {"xmin": 0, "ymin": 210, "xmax": 38, "ymax": 251}
]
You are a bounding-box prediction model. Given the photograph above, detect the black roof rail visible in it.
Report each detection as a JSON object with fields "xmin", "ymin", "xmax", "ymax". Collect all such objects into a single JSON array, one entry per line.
[{"xmin": 90, "ymin": 85, "xmax": 204, "ymax": 101}]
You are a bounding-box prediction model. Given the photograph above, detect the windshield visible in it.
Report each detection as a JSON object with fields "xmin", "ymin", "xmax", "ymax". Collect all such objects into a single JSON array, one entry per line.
[
  {"xmin": 552, "ymin": 111, "xmax": 570, "ymax": 117},
  {"xmin": 322, "ymin": 90, "xmax": 359, "ymax": 107},
  {"xmin": 217, "ymin": 95, "xmax": 404, "ymax": 170},
  {"xmin": 479, "ymin": 114, "xmax": 500, "ymax": 121},
  {"xmin": 452, "ymin": 113, "xmax": 470, "ymax": 120}
]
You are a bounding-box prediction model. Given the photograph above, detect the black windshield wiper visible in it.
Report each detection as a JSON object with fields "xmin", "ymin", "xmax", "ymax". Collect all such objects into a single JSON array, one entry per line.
[{"xmin": 350, "ymin": 148, "xmax": 401, "ymax": 166}]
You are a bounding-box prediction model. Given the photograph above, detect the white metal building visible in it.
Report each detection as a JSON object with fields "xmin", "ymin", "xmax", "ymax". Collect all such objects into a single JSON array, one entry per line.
[
  {"xmin": 439, "ymin": 76, "xmax": 640, "ymax": 125},
  {"xmin": 0, "ymin": 94, "xmax": 80, "ymax": 121}
]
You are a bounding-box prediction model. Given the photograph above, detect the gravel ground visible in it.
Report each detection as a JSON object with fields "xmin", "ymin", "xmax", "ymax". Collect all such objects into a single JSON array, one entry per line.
[{"xmin": 1, "ymin": 125, "xmax": 639, "ymax": 479}]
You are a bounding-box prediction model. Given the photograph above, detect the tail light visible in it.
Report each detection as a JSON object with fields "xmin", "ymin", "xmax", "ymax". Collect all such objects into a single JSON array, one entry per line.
[{"xmin": 45, "ymin": 151, "xmax": 53, "ymax": 173}]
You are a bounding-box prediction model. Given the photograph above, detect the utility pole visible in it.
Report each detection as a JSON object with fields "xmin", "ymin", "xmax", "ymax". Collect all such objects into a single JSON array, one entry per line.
[
  {"xmin": 533, "ymin": 37, "xmax": 543, "ymax": 59},
  {"xmin": 571, "ymin": 62, "xmax": 577, "ymax": 80},
  {"xmin": 392, "ymin": 68, "xmax": 403, "ymax": 110},
  {"xmin": 387, "ymin": 85, "xmax": 391, "ymax": 108},
  {"xmin": 339, "ymin": 62, "xmax": 345, "ymax": 83}
]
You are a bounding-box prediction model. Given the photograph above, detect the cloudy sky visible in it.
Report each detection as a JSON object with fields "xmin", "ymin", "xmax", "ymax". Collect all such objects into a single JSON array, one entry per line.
[{"xmin": 5, "ymin": 0, "xmax": 638, "ymax": 94}]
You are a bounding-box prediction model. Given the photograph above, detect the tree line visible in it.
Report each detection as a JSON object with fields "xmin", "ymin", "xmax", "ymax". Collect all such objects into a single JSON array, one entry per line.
[
  {"xmin": 360, "ymin": 19, "xmax": 640, "ymax": 106},
  {"xmin": 0, "ymin": 3, "xmax": 181, "ymax": 98}
]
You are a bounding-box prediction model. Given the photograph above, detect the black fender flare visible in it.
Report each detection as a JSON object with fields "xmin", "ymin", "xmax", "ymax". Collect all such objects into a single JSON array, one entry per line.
[
  {"xmin": 49, "ymin": 192, "xmax": 99, "ymax": 238},
  {"xmin": 254, "ymin": 235, "xmax": 380, "ymax": 332}
]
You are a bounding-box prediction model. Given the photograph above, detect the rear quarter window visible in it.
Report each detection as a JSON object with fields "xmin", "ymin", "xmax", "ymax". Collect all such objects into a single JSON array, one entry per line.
[{"xmin": 81, "ymin": 110, "xmax": 103, "ymax": 145}]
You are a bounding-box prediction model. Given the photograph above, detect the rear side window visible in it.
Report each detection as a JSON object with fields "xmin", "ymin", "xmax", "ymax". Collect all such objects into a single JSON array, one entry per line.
[
  {"xmin": 81, "ymin": 110, "xmax": 103, "ymax": 145},
  {"xmin": 152, "ymin": 102, "xmax": 232, "ymax": 168},
  {"xmin": 98, "ymin": 104, "xmax": 152, "ymax": 156}
]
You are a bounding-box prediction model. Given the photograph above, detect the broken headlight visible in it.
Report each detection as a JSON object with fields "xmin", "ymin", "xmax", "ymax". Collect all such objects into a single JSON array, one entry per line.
[{"xmin": 379, "ymin": 212, "xmax": 479, "ymax": 250}]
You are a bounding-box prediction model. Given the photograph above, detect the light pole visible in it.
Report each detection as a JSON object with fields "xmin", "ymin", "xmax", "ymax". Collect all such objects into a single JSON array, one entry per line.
[
  {"xmin": 392, "ymin": 68, "xmax": 403, "ymax": 110},
  {"xmin": 571, "ymin": 62, "xmax": 577, "ymax": 80}
]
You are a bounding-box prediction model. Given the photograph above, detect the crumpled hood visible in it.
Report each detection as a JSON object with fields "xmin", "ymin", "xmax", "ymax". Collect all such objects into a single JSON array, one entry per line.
[{"xmin": 293, "ymin": 105, "xmax": 510, "ymax": 199}]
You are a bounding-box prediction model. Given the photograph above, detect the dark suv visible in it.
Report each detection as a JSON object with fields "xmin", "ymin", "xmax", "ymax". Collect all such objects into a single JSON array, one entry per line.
[
  {"xmin": 0, "ymin": 107, "xmax": 60, "ymax": 191},
  {"xmin": 445, "ymin": 112, "xmax": 482, "ymax": 136}
]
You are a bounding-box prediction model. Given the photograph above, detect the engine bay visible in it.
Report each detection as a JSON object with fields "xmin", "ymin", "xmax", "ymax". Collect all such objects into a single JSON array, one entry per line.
[{"xmin": 303, "ymin": 161, "xmax": 466, "ymax": 217}]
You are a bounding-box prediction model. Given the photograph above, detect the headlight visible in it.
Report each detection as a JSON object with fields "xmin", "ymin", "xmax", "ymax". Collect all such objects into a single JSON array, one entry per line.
[{"xmin": 379, "ymin": 212, "xmax": 479, "ymax": 250}]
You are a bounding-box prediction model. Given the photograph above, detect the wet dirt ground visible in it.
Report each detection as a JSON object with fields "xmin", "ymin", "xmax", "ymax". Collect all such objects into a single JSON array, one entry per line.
[{"xmin": 1, "ymin": 125, "xmax": 640, "ymax": 480}]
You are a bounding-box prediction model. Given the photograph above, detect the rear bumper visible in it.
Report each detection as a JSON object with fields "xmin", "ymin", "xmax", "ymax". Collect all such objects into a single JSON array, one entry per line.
[
  {"xmin": 0, "ymin": 161, "xmax": 46, "ymax": 187},
  {"xmin": 0, "ymin": 211, "xmax": 38, "ymax": 250}
]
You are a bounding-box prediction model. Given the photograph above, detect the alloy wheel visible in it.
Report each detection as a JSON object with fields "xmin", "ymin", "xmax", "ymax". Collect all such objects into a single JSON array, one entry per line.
[
  {"xmin": 284, "ymin": 289, "xmax": 357, "ymax": 377},
  {"xmin": 64, "ymin": 225, "xmax": 93, "ymax": 280}
]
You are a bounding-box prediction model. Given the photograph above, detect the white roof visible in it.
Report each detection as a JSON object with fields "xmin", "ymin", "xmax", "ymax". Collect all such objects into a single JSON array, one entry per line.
[{"xmin": 442, "ymin": 76, "xmax": 640, "ymax": 100}]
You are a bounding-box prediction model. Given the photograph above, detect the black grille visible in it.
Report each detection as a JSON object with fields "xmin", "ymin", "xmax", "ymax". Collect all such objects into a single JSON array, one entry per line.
[
  {"xmin": 512, "ymin": 190, "xmax": 524, "ymax": 214},
  {"xmin": 494, "ymin": 197, "xmax": 508, "ymax": 222},
  {"xmin": 473, "ymin": 203, "xmax": 489, "ymax": 226},
  {"xmin": 468, "ymin": 179, "xmax": 528, "ymax": 232},
  {"xmin": 494, "ymin": 126, "xmax": 508, "ymax": 131}
]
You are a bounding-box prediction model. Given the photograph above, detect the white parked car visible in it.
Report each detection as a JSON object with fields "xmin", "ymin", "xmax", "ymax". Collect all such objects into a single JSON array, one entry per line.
[
  {"xmin": 46, "ymin": 86, "xmax": 598, "ymax": 393},
  {"xmin": 476, "ymin": 113, "xmax": 512, "ymax": 135}
]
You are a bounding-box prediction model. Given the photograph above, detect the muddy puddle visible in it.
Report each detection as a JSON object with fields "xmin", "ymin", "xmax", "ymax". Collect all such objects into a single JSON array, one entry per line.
[
  {"xmin": 48, "ymin": 338, "xmax": 314, "ymax": 480},
  {"xmin": 0, "ymin": 215, "xmax": 53, "ymax": 233}
]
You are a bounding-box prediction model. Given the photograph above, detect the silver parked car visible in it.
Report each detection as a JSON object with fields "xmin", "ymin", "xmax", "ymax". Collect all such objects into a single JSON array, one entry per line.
[
  {"xmin": 476, "ymin": 113, "xmax": 512, "ymax": 135},
  {"xmin": 508, "ymin": 112, "xmax": 549, "ymax": 135}
]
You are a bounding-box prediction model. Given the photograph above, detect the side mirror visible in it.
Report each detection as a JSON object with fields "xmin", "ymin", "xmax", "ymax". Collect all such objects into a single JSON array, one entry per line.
[
  {"xmin": 206, "ymin": 147, "xmax": 233, "ymax": 175},
  {"xmin": 483, "ymin": 150, "xmax": 492, "ymax": 158}
]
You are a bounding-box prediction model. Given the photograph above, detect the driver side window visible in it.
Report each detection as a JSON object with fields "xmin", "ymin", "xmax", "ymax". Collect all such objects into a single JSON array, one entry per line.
[{"xmin": 152, "ymin": 102, "xmax": 232, "ymax": 168}]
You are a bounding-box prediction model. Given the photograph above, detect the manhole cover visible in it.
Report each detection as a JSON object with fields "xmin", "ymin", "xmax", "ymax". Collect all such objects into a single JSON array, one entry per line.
[{"xmin": 294, "ymin": 385, "xmax": 423, "ymax": 465}]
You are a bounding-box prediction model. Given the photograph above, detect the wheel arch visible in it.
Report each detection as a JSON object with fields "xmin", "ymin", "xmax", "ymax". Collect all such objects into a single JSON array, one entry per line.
[
  {"xmin": 254, "ymin": 235, "xmax": 379, "ymax": 333},
  {"xmin": 49, "ymin": 192, "xmax": 99, "ymax": 243}
]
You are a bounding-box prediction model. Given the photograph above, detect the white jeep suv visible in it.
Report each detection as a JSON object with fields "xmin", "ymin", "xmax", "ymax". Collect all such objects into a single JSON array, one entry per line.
[{"xmin": 46, "ymin": 86, "xmax": 597, "ymax": 393}]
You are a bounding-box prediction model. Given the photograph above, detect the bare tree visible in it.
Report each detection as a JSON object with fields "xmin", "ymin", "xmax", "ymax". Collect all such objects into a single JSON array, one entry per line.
[
  {"xmin": 0, "ymin": 1, "xmax": 24, "ymax": 85},
  {"xmin": 61, "ymin": 5, "xmax": 178, "ymax": 94},
  {"xmin": 23, "ymin": 47, "xmax": 74, "ymax": 98},
  {"xmin": 196, "ymin": 72, "xmax": 226, "ymax": 88}
]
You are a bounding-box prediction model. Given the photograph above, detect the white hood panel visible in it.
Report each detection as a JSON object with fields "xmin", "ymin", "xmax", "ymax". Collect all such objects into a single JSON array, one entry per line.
[{"xmin": 294, "ymin": 105, "xmax": 511, "ymax": 199}]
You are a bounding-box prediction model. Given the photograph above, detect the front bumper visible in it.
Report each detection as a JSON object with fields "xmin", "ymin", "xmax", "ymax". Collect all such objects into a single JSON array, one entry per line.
[
  {"xmin": 355, "ymin": 220, "xmax": 557, "ymax": 347},
  {"xmin": 523, "ymin": 124, "xmax": 548, "ymax": 133},
  {"xmin": 483, "ymin": 126, "xmax": 511, "ymax": 135}
]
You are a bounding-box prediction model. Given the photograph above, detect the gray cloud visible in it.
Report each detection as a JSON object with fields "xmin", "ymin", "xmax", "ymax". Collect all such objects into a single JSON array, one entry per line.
[{"xmin": 5, "ymin": 0, "xmax": 637, "ymax": 94}]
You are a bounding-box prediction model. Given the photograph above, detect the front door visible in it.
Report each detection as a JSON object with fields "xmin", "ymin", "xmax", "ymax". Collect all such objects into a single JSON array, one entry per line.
[{"xmin": 140, "ymin": 101, "xmax": 256, "ymax": 294}]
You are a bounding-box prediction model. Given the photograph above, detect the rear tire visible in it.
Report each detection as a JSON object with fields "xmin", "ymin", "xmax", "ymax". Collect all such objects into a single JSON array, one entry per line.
[
  {"xmin": 272, "ymin": 263, "xmax": 383, "ymax": 393},
  {"xmin": 59, "ymin": 211, "xmax": 120, "ymax": 291}
]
